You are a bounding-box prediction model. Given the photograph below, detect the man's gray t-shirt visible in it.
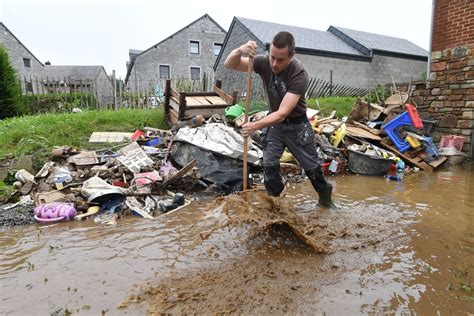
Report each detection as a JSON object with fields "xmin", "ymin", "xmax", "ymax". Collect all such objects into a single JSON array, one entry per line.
[{"xmin": 253, "ymin": 55, "xmax": 309, "ymax": 118}]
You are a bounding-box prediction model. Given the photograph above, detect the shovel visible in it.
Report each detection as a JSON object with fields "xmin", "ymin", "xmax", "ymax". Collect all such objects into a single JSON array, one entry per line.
[{"xmin": 243, "ymin": 57, "xmax": 253, "ymax": 191}]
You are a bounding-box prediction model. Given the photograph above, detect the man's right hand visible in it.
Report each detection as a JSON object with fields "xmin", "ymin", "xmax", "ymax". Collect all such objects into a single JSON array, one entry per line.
[
  {"xmin": 224, "ymin": 41, "xmax": 257, "ymax": 72},
  {"xmin": 239, "ymin": 41, "xmax": 257, "ymax": 58}
]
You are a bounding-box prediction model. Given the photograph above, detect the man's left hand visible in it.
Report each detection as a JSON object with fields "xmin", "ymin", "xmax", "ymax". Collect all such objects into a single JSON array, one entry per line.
[{"xmin": 241, "ymin": 122, "xmax": 255, "ymax": 137}]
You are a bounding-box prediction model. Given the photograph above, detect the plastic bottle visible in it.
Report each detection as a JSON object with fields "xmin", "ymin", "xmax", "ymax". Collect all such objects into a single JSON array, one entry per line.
[{"xmin": 34, "ymin": 203, "xmax": 77, "ymax": 222}]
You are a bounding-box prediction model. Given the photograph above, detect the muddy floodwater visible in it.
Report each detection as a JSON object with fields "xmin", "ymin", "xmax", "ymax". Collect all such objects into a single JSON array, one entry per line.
[{"xmin": 1, "ymin": 163, "xmax": 473, "ymax": 315}]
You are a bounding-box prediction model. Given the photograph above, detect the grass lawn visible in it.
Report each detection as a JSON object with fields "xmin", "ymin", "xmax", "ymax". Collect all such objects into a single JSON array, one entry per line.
[
  {"xmin": 0, "ymin": 97, "xmax": 356, "ymax": 165},
  {"xmin": 0, "ymin": 108, "xmax": 167, "ymax": 167},
  {"xmin": 307, "ymin": 96, "xmax": 356, "ymax": 118}
]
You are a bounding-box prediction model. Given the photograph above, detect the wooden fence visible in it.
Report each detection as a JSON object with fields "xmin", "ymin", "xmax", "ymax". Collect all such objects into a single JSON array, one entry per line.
[
  {"xmin": 17, "ymin": 72, "xmax": 370, "ymax": 114},
  {"xmin": 306, "ymin": 77, "xmax": 368, "ymax": 98}
]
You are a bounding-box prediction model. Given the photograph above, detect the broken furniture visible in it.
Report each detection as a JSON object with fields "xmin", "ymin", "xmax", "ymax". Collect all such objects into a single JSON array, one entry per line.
[{"xmin": 163, "ymin": 79, "xmax": 238, "ymax": 126}]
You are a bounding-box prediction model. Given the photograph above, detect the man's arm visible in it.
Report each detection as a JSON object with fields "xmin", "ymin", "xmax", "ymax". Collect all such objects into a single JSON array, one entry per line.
[
  {"xmin": 241, "ymin": 92, "xmax": 301, "ymax": 137},
  {"xmin": 224, "ymin": 41, "xmax": 257, "ymax": 72}
]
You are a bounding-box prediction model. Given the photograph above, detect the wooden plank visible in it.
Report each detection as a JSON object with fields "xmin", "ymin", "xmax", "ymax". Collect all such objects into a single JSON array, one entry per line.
[
  {"xmin": 350, "ymin": 121, "xmax": 380, "ymax": 135},
  {"xmin": 205, "ymin": 96, "xmax": 227, "ymax": 105},
  {"xmin": 170, "ymin": 88, "xmax": 180, "ymax": 100},
  {"xmin": 158, "ymin": 159, "xmax": 197, "ymax": 189},
  {"xmin": 168, "ymin": 109, "xmax": 178, "ymax": 126},
  {"xmin": 169, "ymin": 100, "xmax": 180, "ymax": 113},
  {"xmin": 345, "ymin": 126, "xmax": 382, "ymax": 141},
  {"xmin": 185, "ymin": 92, "xmax": 219, "ymax": 97},
  {"xmin": 180, "ymin": 107, "xmax": 226, "ymax": 119},
  {"xmin": 214, "ymin": 86, "xmax": 235, "ymax": 105},
  {"xmin": 185, "ymin": 97, "xmax": 202, "ymax": 106},
  {"xmin": 194, "ymin": 96, "xmax": 213, "ymax": 104},
  {"xmin": 379, "ymin": 138, "xmax": 432, "ymax": 171},
  {"xmin": 428, "ymin": 156, "xmax": 447, "ymax": 169},
  {"xmin": 179, "ymin": 93, "xmax": 186, "ymax": 120}
]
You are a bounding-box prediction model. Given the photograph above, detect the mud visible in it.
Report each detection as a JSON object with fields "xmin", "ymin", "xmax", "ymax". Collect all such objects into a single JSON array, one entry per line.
[
  {"xmin": 120, "ymin": 189, "xmax": 413, "ymax": 314},
  {"xmin": 0, "ymin": 164, "xmax": 473, "ymax": 315}
]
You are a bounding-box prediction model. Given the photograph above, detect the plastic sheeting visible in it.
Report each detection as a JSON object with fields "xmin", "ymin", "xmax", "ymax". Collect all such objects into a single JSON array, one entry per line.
[
  {"xmin": 174, "ymin": 123, "xmax": 263, "ymax": 165},
  {"xmin": 171, "ymin": 142, "xmax": 249, "ymax": 194}
]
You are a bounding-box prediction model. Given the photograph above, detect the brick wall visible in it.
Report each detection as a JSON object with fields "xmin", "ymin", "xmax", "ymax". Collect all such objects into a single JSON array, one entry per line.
[{"xmin": 432, "ymin": 0, "xmax": 474, "ymax": 52}]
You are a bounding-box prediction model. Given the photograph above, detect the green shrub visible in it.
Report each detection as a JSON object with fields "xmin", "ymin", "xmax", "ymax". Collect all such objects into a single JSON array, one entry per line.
[
  {"xmin": 0, "ymin": 46, "xmax": 22, "ymax": 119},
  {"xmin": 365, "ymin": 84, "xmax": 390, "ymax": 104},
  {"xmin": 21, "ymin": 92, "xmax": 97, "ymax": 114}
]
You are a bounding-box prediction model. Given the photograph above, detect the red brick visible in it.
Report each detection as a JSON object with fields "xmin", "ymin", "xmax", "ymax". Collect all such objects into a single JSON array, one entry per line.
[
  {"xmin": 446, "ymin": 74, "xmax": 458, "ymax": 83},
  {"xmin": 449, "ymin": 94, "xmax": 464, "ymax": 101},
  {"xmin": 466, "ymin": 71, "xmax": 474, "ymax": 79},
  {"xmin": 450, "ymin": 61, "xmax": 468, "ymax": 69},
  {"xmin": 452, "ymin": 88, "xmax": 467, "ymax": 94},
  {"xmin": 452, "ymin": 100, "xmax": 465, "ymax": 107},
  {"xmin": 433, "ymin": 61, "xmax": 448, "ymax": 71}
]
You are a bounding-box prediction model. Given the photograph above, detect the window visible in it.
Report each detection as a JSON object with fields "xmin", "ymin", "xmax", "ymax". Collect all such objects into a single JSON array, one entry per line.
[
  {"xmin": 213, "ymin": 43, "xmax": 223, "ymax": 56},
  {"xmin": 23, "ymin": 58, "xmax": 31, "ymax": 68},
  {"xmin": 159, "ymin": 65, "xmax": 170, "ymax": 79},
  {"xmin": 25, "ymin": 82, "xmax": 33, "ymax": 92},
  {"xmin": 190, "ymin": 41, "xmax": 200, "ymax": 55},
  {"xmin": 190, "ymin": 67, "xmax": 200, "ymax": 80}
]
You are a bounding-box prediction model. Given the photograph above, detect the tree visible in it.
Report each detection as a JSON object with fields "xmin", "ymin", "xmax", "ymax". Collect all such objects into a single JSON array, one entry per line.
[{"xmin": 0, "ymin": 46, "xmax": 21, "ymax": 119}]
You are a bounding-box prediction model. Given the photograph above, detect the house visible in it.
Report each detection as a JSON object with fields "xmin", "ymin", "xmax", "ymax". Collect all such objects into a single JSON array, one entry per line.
[
  {"xmin": 0, "ymin": 22, "xmax": 114, "ymax": 107},
  {"xmin": 43, "ymin": 65, "xmax": 114, "ymax": 107},
  {"xmin": 0, "ymin": 22, "xmax": 44, "ymax": 93},
  {"xmin": 125, "ymin": 14, "xmax": 226, "ymax": 93},
  {"xmin": 214, "ymin": 17, "xmax": 428, "ymax": 95}
]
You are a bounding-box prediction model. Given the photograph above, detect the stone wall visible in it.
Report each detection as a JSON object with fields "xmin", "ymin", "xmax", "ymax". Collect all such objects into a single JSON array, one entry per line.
[
  {"xmin": 127, "ymin": 16, "xmax": 225, "ymax": 92},
  {"xmin": 399, "ymin": 45, "xmax": 474, "ymax": 158}
]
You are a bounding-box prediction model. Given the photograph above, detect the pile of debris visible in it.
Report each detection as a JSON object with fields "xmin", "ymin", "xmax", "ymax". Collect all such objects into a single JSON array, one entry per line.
[
  {"xmin": 1, "ymin": 88, "xmax": 466, "ymax": 228},
  {"xmin": 299, "ymin": 90, "xmax": 467, "ymax": 179},
  {"xmin": 1, "ymin": 115, "xmax": 267, "ymax": 227}
]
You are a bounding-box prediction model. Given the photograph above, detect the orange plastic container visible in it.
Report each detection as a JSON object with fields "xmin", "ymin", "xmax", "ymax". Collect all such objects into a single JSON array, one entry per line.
[{"xmin": 405, "ymin": 104, "xmax": 423, "ymax": 129}]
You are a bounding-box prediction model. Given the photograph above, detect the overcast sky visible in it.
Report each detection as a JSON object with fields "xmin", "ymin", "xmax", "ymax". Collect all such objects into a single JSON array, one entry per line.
[{"xmin": 1, "ymin": 0, "xmax": 433, "ymax": 79}]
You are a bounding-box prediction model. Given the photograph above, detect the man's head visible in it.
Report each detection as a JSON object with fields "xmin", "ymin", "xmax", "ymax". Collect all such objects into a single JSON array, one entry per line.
[{"xmin": 269, "ymin": 31, "xmax": 295, "ymax": 74}]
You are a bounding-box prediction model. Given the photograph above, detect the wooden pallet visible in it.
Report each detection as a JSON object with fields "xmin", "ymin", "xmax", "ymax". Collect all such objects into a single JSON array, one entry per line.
[
  {"xmin": 379, "ymin": 138, "xmax": 447, "ymax": 171},
  {"xmin": 163, "ymin": 80, "xmax": 237, "ymax": 126}
]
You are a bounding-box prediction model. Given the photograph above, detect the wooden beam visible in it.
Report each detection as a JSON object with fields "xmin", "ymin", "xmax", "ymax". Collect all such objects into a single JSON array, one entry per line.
[
  {"xmin": 379, "ymin": 138, "xmax": 433, "ymax": 171},
  {"xmin": 179, "ymin": 93, "xmax": 186, "ymax": 120},
  {"xmin": 158, "ymin": 159, "xmax": 197, "ymax": 189},
  {"xmin": 170, "ymin": 87, "xmax": 180, "ymax": 100},
  {"xmin": 184, "ymin": 92, "xmax": 219, "ymax": 97},
  {"xmin": 214, "ymin": 86, "xmax": 235, "ymax": 105}
]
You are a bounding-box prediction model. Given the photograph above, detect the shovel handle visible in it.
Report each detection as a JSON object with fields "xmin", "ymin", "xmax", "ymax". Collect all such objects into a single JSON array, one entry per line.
[{"xmin": 243, "ymin": 57, "xmax": 253, "ymax": 191}]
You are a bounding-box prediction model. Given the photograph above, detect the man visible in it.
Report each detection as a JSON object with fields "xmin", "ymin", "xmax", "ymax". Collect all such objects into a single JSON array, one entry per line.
[{"xmin": 224, "ymin": 31, "xmax": 335, "ymax": 208}]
